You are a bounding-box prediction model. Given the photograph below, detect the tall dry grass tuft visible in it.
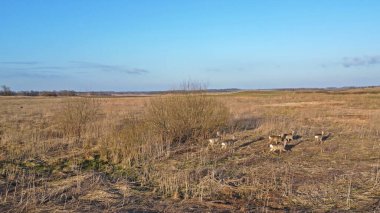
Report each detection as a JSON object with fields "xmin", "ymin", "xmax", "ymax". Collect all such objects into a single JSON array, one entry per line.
[
  {"xmin": 147, "ymin": 92, "xmax": 230, "ymax": 145},
  {"xmin": 56, "ymin": 98, "xmax": 101, "ymax": 143},
  {"xmin": 97, "ymin": 88, "xmax": 230, "ymax": 170},
  {"xmin": 92, "ymin": 85, "xmax": 231, "ymax": 197},
  {"xmin": 98, "ymin": 114, "xmax": 156, "ymax": 167}
]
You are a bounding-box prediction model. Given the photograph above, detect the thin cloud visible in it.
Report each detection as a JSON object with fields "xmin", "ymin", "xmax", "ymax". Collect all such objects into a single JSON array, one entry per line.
[
  {"xmin": 25, "ymin": 66, "xmax": 69, "ymax": 70},
  {"xmin": 0, "ymin": 62, "xmax": 66, "ymax": 78},
  {"xmin": 130, "ymin": 68, "xmax": 148, "ymax": 74},
  {"xmin": 70, "ymin": 61, "xmax": 149, "ymax": 74},
  {"xmin": 0, "ymin": 61, "xmax": 149, "ymax": 80},
  {"xmin": 0, "ymin": 69, "xmax": 63, "ymax": 79},
  {"xmin": 343, "ymin": 56, "xmax": 380, "ymax": 68},
  {"xmin": 0, "ymin": 61, "xmax": 40, "ymax": 65}
]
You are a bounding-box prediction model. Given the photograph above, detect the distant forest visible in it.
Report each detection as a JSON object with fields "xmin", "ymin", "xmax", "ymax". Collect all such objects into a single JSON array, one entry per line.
[
  {"xmin": 1, "ymin": 84, "xmax": 379, "ymax": 97},
  {"xmin": 0, "ymin": 85, "xmax": 241, "ymax": 97}
]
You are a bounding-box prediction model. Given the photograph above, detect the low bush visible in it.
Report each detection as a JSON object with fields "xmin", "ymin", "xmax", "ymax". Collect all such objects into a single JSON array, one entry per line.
[
  {"xmin": 56, "ymin": 98, "xmax": 101, "ymax": 141},
  {"xmin": 147, "ymin": 91, "xmax": 230, "ymax": 145}
]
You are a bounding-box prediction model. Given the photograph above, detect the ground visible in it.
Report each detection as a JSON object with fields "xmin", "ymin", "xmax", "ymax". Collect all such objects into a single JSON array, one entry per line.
[{"xmin": 1, "ymin": 88, "xmax": 380, "ymax": 212}]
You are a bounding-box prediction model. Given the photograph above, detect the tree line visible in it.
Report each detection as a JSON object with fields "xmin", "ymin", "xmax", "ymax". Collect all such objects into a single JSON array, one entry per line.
[{"xmin": 0, "ymin": 85, "xmax": 77, "ymax": 96}]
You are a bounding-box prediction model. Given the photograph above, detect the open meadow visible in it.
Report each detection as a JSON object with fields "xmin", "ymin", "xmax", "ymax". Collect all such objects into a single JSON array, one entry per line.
[{"xmin": 1, "ymin": 88, "xmax": 380, "ymax": 212}]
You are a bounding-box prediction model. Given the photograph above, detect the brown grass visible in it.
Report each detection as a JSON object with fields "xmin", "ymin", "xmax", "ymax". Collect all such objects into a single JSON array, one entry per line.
[
  {"xmin": 1, "ymin": 88, "xmax": 380, "ymax": 212},
  {"xmin": 56, "ymin": 97, "xmax": 101, "ymax": 142},
  {"xmin": 147, "ymin": 92, "xmax": 230, "ymax": 144}
]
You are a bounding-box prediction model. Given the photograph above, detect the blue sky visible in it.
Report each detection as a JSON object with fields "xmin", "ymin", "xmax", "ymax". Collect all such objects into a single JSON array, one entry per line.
[{"xmin": 1, "ymin": 0, "xmax": 380, "ymax": 91}]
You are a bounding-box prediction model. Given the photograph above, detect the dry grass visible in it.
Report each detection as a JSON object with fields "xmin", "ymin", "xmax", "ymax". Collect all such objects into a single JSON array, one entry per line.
[
  {"xmin": 147, "ymin": 92, "xmax": 229, "ymax": 144},
  {"xmin": 56, "ymin": 98, "xmax": 101, "ymax": 141},
  {"xmin": 1, "ymin": 88, "xmax": 380, "ymax": 212}
]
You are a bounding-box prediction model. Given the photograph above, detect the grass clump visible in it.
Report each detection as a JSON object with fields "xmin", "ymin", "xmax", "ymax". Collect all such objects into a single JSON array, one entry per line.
[
  {"xmin": 56, "ymin": 97, "xmax": 101, "ymax": 141},
  {"xmin": 147, "ymin": 91, "xmax": 230, "ymax": 145},
  {"xmin": 99, "ymin": 114, "xmax": 153, "ymax": 167}
]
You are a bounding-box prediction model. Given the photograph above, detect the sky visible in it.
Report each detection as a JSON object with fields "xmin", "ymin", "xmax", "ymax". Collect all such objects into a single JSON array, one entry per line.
[{"xmin": 0, "ymin": 0, "xmax": 380, "ymax": 91}]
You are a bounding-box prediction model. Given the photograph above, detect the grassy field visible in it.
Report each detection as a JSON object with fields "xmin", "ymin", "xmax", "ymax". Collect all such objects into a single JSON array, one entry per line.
[{"xmin": 1, "ymin": 88, "xmax": 380, "ymax": 212}]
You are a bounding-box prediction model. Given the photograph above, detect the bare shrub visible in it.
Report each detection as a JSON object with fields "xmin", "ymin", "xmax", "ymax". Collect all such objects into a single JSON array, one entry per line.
[
  {"xmin": 98, "ymin": 98, "xmax": 228, "ymax": 169},
  {"xmin": 147, "ymin": 91, "xmax": 230, "ymax": 145},
  {"xmin": 56, "ymin": 98, "xmax": 101, "ymax": 142}
]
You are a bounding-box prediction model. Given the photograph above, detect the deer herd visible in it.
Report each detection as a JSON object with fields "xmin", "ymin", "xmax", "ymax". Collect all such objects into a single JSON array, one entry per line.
[{"xmin": 208, "ymin": 129, "xmax": 327, "ymax": 154}]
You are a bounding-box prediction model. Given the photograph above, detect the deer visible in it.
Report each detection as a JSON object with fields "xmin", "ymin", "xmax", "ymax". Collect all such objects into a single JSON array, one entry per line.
[
  {"xmin": 208, "ymin": 137, "xmax": 220, "ymax": 147},
  {"xmin": 314, "ymin": 131, "xmax": 325, "ymax": 143},
  {"xmin": 282, "ymin": 130, "xmax": 295, "ymax": 143},
  {"xmin": 221, "ymin": 142, "xmax": 227, "ymax": 149},
  {"xmin": 269, "ymin": 144, "xmax": 287, "ymax": 154},
  {"xmin": 269, "ymin": 135, "xmax": 283, "ymax": 144}
]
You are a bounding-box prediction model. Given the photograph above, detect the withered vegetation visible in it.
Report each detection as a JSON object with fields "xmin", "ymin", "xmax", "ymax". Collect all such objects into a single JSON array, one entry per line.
[{"xmin": 1, "ymin": 87, "xmax": 380, "ymax": 212}]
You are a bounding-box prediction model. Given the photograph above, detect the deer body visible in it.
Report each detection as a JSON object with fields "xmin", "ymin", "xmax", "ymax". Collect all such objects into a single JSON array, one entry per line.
[
  {"xmin": 283, "ymin": 130, "xmax": 295, "ymax": 142},
  {"xmin": 269, "ymin": 144, "xmax": 286, "ymax": 154},
  {"xmin": 269, "ymin": 135, "xmax": 283, "ymax": 144},
  {"xmin": 314, "ymin": 131, "xmax": 325, "ymax": 143}
]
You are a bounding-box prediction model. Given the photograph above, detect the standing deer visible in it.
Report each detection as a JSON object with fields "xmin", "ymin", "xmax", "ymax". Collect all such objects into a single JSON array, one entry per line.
[
  {"xmin": 282, "ymin": 130, "xmax": 295, "ymax": 143},
  {"xmin": 314, "ymin": 131, "xmax": 325, "ymax": 143},
  {"xmin": 269, "ymin": 135, "xmax": 283, "ymax": 144},
  {"xmin": 269, "ymin": 144, "xmax": 287, "ymax": 154}
]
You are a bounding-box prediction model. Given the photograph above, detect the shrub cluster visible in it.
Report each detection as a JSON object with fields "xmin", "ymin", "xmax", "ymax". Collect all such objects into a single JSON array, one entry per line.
[
  {"xmin": 56, "ymin": 98, "xmax": 100, "ymax": 141},
  {"xmin": 147, "ymin": 92, "xmax": 229, "ymax": 144},
  {"xmin": 53, "ymin": 89, "xmax": 230, "ymax": 191}
]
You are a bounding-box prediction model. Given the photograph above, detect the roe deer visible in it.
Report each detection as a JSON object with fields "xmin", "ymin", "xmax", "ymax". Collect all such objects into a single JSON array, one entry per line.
[
  {"xmin": 269, "ymin": 135, "xmax": 283, "ymax": 144},
  {"xmin": 269, "ymin": 144, "xmax": 286, "ymax": 154},
  {"xmin": 208, "ymin": 138, "xmax": 220, "ymax": 146},
  {"xmin": 221, "ymin": 142, "xmax": 227, "ymax": 149},
  {"xmin": 282, "ymin": 130, "xmax": 295, "ymax": 142},
  {"xmin": 314, "ymin": 131, "xmax": 325, "ymax": 143}
]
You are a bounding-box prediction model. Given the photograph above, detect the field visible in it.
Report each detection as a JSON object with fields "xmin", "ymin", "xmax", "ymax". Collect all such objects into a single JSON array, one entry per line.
[{"xmin": 1, "ymin": 88, "xmax": 380, "ymax": 212}]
